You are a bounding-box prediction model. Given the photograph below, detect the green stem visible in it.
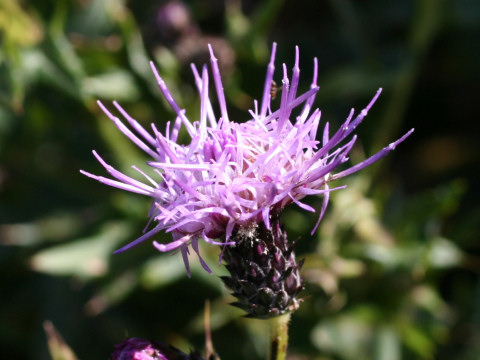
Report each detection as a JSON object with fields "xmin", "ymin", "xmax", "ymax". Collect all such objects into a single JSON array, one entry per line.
[{"xmin": 267, "ymin": 313, "xmax": 291, "ymax": 360}]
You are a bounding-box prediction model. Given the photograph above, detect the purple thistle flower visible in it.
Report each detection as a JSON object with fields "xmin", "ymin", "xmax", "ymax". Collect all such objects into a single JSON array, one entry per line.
[
  {"xmin": 111, "ymin": 338, "xmax": 204, "ymax": 360},
  {"xmin": 112, "ymin": 338, "xmax": 168, "ymax": 360},
  {"xmin": 81, "ymin": 43, "xmax": 413, "ymax": 274}
]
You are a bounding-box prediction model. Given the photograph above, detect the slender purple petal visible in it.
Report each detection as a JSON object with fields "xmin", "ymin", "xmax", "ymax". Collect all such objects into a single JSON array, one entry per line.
[
  {"xmin": 113, "ymin": 101, "xmax": 157, "ymax": 146},
  {"xmin": 260, "ymin": 42, "xmax": 277, "ymax": 118},
  {"xmin": 150, "ymin": 61, "xmax": 196, "ymax": 136},
  {"xmin": 311, "ymin": 183, "xmax": 330, "ymax": 235},
  {"xmin": 208, "ymin": 44, "xmax": 229, "ymax": 124},
  {"xmin": 114, "ymin": 225, "xmax": 164, "ymax": 254},
  {"xmin": 331, "ymin": 128, "xmax": 415, "ymax": 180},
  {"xmin": 97, "ymin": 101, "xmax": 159, "ymax": 159}
]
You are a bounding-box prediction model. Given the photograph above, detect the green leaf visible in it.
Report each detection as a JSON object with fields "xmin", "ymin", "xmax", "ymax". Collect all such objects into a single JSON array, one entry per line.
[
  {"xmin": 30, "ymin": 221, "xmax": 130, "ymax": 279},
  {"xmin": 82, "ymin": 70, "xmax": 140, "ymax": 101},
  {"xmin": 44, "ymin": 321, "xmax": 79, "ymax": 360}
]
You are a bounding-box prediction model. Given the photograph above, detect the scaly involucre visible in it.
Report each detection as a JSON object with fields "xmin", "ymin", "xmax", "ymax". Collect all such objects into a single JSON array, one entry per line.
[{"xmin": 81, "ymin": 43, "xmax": 413, "ymax": 273}]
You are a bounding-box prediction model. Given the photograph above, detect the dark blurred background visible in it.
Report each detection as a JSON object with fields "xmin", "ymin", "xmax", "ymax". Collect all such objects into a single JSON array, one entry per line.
[{"xmin": 1, "ymin": 0, "xmax": 479, "ymax": 359}]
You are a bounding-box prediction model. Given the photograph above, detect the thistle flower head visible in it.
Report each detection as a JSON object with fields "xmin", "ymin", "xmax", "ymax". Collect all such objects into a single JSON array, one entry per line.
[{"xmin": 81, "ymin": 43, "xmax": 413, "ymax": 274}]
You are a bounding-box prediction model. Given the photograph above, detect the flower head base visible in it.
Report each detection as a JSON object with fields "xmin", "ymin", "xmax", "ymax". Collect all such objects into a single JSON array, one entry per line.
[
  {"xmin": 222, "ymin": 212, "xmax": 304, "ymax": 318},
  {"xmin": 81, "ymin": 43, "xmax": 413, "ymax": 274}
]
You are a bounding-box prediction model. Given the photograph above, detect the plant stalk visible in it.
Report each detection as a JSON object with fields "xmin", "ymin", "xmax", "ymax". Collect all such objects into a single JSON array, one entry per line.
[{"xmin": 267, "ymin": 313, "xmax": 291, "ymax": 360}]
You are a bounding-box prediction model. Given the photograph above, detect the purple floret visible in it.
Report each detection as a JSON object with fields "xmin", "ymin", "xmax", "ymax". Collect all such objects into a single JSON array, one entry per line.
[{"xmin": 81, "ymin": 43, "xmax": 413, "ymax": 274}]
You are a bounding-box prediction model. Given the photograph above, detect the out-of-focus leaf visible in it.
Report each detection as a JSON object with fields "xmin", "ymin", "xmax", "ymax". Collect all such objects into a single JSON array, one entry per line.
[
  {"xmin": 44, "ymin": 321, "xmax": 78, "ymax": 360},
  {"xmin": 0, "ymin": 0, "xmax": 43, "ymax": 48},
  {"xmin": 427, "ymin": 237, "xmax": 463, "ymax": 268},
  {"xmin": 152, "ymin": 46, "xmax": 180, "ymax": 80},
  {"xmin": 225, "ymin": 1, "xmax": 251, "ymax": 41},
  {"xmin": 69, "ymin": 0, "xmax": 113, "ymax": 35},
  {"xmin": 409, "ymin": 285, "xmax": 452, "ymax": 324},
  {"xmin": 311, "ymin": 313, "xmax": 373, "ymax": 360},
  {"xmin": 140, "ymin": 247, "xmax": 224, "ymax": 291},
  {"xmin": 373, "ymin": 325, "xmax": 401, "ymax": 360},
  {"xmin": 22, "ymin": 49, "xmax": 79, "ymax": 99},
  {"xmin": 48, "ymin": 1, "xmax": 86, "ymax": 83},
  {"xmin": 187, "ymin": 297, "xmax": 245, "ymax": 335},
  {"xmin": 393, "ymin": 180, "xmax": 466, "ymax": 234},
  {"xmin": 85, "ymin": 270, "xmax": 138, "ymax": 316},
  {"xmin": 140, "ymin": 254, "xmax": 187, "ymax": 289},
  {"xmin": 400, "ymin": 323, "xmax": 435, "ymax": 359},
  {"xmin": 105, "ymin": 0, "xmax": 153, "ymax": 84},
  {"xmin": 0, "ymin": 212, "xmax": 84, "ymax": 247},
  {"xmin": 320, "ymin": 66, "xmax": 395, "ymax": 101},
  {"xmin": 304, "ymin": 255, "xmax": 365, "ymax": 297},
  {"xmin": 225, "ymin": 0, "xmax": 285, "ymax": 61},
  {"xmin": 241, "ymin": 316, "xmax": 270, "ymax": 358},
  {"xmin": 0, "ymin": 0, "xmax": 43, "ymax": 113},
  {"xmin": 375, "ymin": 0, "xmax": 447, "ymax": 146},
  {"xmin": 327, "ymin": 175, "xmax": 395, "ymax": 246},
  {"xmin": 30, "ymin": 221, "xmax": 131, "ymax": 278},
  {"xmin": 82, "ymin": 70, "xmax": 140, "ymax": 101}
]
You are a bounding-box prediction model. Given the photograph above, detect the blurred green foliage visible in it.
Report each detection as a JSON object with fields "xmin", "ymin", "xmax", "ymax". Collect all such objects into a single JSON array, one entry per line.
[{"xmin": 1, "ymin": 0, "xmax": 479, "ymax": 359}]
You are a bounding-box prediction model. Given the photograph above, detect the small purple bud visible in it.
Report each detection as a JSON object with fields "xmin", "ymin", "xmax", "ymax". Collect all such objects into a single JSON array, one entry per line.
[
  {"xmin": 156, "ymin": 1, "xmax": 193, "ymax": 40},
  {"xmin": 111, "ymin": 338, "xmax": 203, "ymax": 360},
  {"xmin": 111, "ymin": 338, "xmax": 167, "ymax": 360}
]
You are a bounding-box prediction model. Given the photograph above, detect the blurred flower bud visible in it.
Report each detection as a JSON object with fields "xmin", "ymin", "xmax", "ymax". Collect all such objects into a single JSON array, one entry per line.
[{"xmin": 156, "ymin": 0, "xmax": 196, "ymax": 43}]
